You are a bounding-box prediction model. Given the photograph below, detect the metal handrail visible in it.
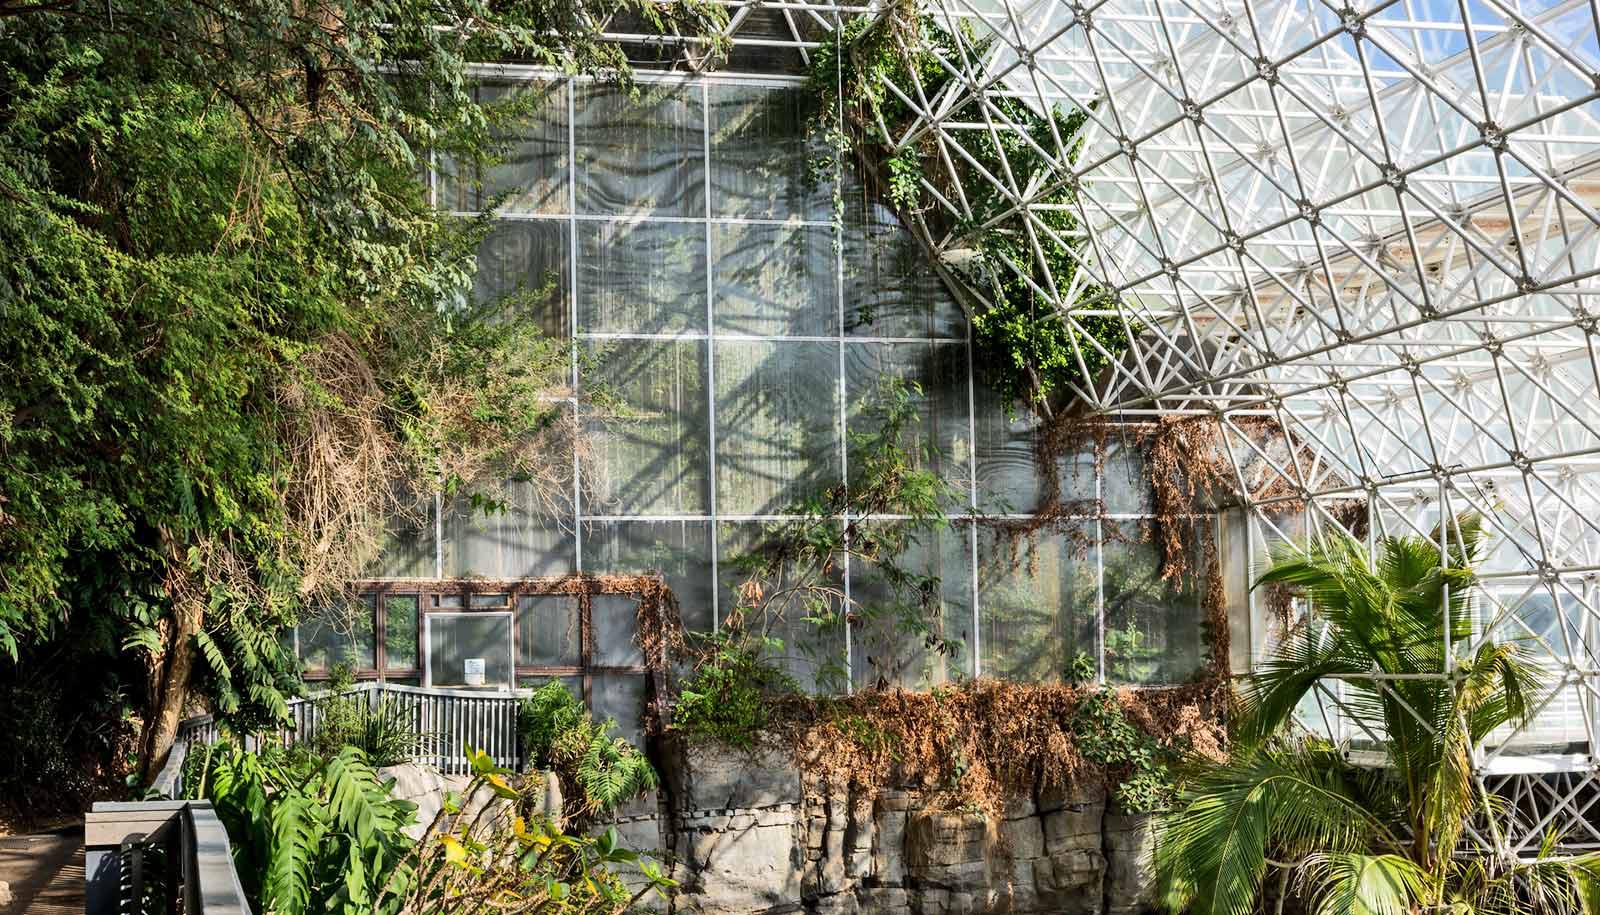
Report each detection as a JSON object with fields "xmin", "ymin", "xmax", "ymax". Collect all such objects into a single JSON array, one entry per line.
[
  {"xmin": 85, "ymin": 800, "xmax": 251, "ymax": 915},
  {"xmin": 170, "ymin": 681, "xmax": 532, "ymax": 778}
]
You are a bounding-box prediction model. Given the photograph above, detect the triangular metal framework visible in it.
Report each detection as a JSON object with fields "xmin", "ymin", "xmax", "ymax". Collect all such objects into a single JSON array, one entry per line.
[
  {"xmin": 850, "ymin": 0, "xmax": 1600, "ymax": 859},
  {"xmin": 666, "ymin": 0, "xmax": 1600, "ymax": 860}
]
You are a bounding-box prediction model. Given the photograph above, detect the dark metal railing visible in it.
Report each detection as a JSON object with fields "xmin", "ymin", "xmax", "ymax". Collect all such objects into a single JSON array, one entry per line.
[{"xmin": 85, "ymin": 801, "xmax": 251, "ymax": 915}]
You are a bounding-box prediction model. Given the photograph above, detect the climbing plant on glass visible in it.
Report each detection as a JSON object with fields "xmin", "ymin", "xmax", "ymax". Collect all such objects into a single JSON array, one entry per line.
[
  {"xmin": 721, "ymin": 377, "xmax": 960, "ymax": 692},
  {"xmin": 810, "ymin": 8, "xmax": 1136, "ymax": 414}
]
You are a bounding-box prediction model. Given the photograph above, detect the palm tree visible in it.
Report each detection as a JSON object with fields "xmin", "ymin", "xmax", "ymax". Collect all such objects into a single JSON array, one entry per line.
[{"xmin": 1153, "ymin": 514, "xmax": 1600, "ymax": 915}]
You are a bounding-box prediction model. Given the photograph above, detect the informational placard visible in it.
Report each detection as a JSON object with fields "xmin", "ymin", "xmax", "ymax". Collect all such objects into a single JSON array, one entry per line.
[{"xmin": 463, "ymin": 657, "xmax": 486, "ymax": 687}]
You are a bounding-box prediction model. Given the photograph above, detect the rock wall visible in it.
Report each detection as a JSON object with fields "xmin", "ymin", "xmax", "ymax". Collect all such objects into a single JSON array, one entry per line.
[{"xmin": 612, "ymin": 742, "xmax": 1158, "ymax": 915}]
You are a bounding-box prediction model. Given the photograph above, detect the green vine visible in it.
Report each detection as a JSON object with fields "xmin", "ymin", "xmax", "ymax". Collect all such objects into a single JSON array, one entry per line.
[
  {"xmin": 720, "ymin": 376, "xmax": 960, "ymax": 692},
  {"xmin": 810, "ymin": 9, "xmax": 1136, "ymax": 413},
  {"xmin": 1070, "ymin": 689, "xmax": 1176, "ymax": 813}
]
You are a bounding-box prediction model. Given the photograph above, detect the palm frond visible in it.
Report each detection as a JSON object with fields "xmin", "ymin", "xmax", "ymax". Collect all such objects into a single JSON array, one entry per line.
[
  {"xmin": 1155, "ymin": 742, "xmax": 1388, "ymax": 915},
  {"xmin": 1233, "ymin": 624, "xmax": 1367, "ymax": 747},
  {"xmin": 1300, "ymin": 852, "xmax": 1428, "ymax": 915}
]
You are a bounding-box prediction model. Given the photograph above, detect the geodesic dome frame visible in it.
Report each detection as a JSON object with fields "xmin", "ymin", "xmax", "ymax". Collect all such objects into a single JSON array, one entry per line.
[
  {"xmin": 593, "ymin": 0, "xmax": 1600, "ymax": 858},
  {"xmin": 837, "ymin": 0, "xmax": 1600, "ymax": 859}
]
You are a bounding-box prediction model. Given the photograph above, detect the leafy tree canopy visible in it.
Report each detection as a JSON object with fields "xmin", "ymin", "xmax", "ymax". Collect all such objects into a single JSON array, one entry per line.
[{"xmin": 0, "ymin": 0, "xmax": 724, "ymax": 784}]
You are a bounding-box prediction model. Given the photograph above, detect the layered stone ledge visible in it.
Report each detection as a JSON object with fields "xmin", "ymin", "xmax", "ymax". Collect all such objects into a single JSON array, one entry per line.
[{"xmin": 611, "ymin": 742, "xmax": 1157, "ymax": 915}]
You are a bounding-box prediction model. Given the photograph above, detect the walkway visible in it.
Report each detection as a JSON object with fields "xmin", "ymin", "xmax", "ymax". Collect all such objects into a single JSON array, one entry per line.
[{"xmin": 0, "ymin": 825, "xmax": 85, "ymax": 914}]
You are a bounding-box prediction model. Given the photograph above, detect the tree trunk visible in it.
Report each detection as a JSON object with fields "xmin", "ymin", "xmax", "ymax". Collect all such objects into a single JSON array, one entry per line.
[{"xmin": 137, "ymin": 591, "xmax": 203, "ymax": 785}]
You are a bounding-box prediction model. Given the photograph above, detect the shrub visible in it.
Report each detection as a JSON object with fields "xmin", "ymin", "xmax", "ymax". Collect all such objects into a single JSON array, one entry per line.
[
  {"xmin": 518, "ymin": 679, "xmax": 587, "ymax": 767},
  {"xmin": 1070, "ymin": 689, "xmax": 1174, "ymax": 814},
  {"xmin": 306, "ymin": 668, "xmax": 429, "ymax": 767},
  {"xmin": 190, "ymin": 742, "xmax": 416, "ymax": 914},
  {"xmin": 673, "ymin": 634, "xmax": 797, "ymax": 748},
  {"xmin": 189, "ymin": 744, "xmax": 666, "ymax": 915},
  {"xmin": 384, "ymin": 748, "xmax": 674, "ymax": 915},
  {"xmin": 0, "ymin": 678, "xmax": 131, "ymax": 819},
  {"xmin": 518, "ymin": 680, "xmax": 658, "ymax": 820},
  {"xmin": 0, "ymin": 637, "xmax": 136, "ymax": 822}
]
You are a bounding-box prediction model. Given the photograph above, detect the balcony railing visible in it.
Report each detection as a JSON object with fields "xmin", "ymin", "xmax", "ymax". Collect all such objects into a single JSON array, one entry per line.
[
  {"xmin": 169, "ymin": 682, "xmax": 526, "ymax": 789},
  {"xmin": 84, "ymin": 800, "xmax": 251, "ymax": 915}
]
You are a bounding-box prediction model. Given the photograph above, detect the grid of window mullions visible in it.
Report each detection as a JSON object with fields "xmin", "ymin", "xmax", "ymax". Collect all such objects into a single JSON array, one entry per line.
[{"xmin": 407, "ymin": 70, "xmax": 1203, "ymax": 688}]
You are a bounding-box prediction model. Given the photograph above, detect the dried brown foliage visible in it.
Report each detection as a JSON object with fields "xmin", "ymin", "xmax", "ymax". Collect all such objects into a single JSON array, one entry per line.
[
  {"xmin": 274, "ymin": 322, "xmax": 591, "ymax": 603},
  {"xmin": 758, "ymin": 678, "xmax": 1228, "ymax": 820}
]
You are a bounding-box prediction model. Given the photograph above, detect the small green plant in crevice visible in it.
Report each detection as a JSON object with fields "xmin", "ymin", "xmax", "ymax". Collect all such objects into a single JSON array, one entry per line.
[
  {"xmin": 1070, "ymin": 689, "xmax": 1175, "ymax": 814},
  {"xmin": 517, "ymin": 680, "xmax": 657, "ymax": 820},
  {"xmin": 673, "ymin": 633, "xmax": 798, "ymax": 749}
]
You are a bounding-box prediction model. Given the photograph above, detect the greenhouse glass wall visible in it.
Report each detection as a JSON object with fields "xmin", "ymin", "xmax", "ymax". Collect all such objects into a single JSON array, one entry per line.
[
  {"xmin": 273, "ymin": 0, "xmax": 1600, "ymax": 860},
  {"xmin": 293, "ymin": 72, "xmax": 1213, "ymax": 701}
]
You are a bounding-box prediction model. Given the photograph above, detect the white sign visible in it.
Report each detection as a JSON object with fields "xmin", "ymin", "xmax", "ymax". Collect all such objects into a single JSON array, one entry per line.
[{"xmin": 463, "ymin": 657, "xmax": 486, "ymax": 687}]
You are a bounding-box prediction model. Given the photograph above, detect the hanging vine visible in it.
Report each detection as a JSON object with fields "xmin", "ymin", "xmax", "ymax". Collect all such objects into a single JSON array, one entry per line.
[{"xmin": 810, "ymin": 6, "xmax": 1137, "ymax": 414}]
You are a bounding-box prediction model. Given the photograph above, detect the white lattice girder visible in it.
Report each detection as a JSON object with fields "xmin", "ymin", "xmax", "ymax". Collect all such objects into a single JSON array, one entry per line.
[
  {"xmin": 811, "ymin": 0, "xmax": 1600, "ymax": 855},
  {"xmin": 623, "ymin": 0, "xmax": 1600, "ymax": 854}
]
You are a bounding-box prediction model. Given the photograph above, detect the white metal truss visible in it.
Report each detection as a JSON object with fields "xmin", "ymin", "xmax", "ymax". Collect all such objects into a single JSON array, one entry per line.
[
  {"xmin": 681, "ymin": 0, "xmax": 1600, "ymax": 859},
  {"xmin": 838, "ymin": 0, "xmax": 1600, "ymax": 858},
  {"xmin": 597, "ymin": 0, "xmax": 874, "ymax": 71}
]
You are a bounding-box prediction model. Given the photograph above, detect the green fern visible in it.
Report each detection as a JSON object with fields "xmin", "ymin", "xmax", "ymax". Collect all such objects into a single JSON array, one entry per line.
[
  {"xmin": 577, "ymin": 729, "xmax": 658, "ymax": 813},
  {"xmin": 518, "ymin": 680, "xmax": 658, "ymax": 820},
  {"xmin": 191, "ymin": 742, "xmax": 415, "ymax": 915}
]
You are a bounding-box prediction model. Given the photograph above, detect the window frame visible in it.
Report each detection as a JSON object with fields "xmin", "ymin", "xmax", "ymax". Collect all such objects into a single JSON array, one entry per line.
[{"xmin": 302, "ymin": 577, "xmax": 665, "ymax": 712}]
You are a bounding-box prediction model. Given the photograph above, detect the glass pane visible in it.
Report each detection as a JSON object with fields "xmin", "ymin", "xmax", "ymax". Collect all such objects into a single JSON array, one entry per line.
[
  {"xmin": 383, "ymin": 595, "xmax": 420, "ymax": 670},
  {"xmin": 974, "ymin": 382, "xmax": 1045, "ymax": 515},
  {"xmin": 518, "ymin": 674, "xmax": 583, "ymax": 695},
  {"xmin": 574, "ymin": 81, "xmax": 704, "ymax": 217},
  {"xmin": 577, "ymin": 219, "xmax": 706, "ymax": 333},
  {"xmin": 592, "ymin": 674, "xmax": 649, "ymax": 746},
  {"xmin": 845, "ymin": 341, "xmax": 972, "ymax": 509},
  {"xmin": 970, "ymin": 386, "xmax": 1099, "ymax": 515},
  {"xmin": 707, "ymin": 84, "xmax": 826, "ymax": 219},
  {"xmin": 1496, "ymin": 586, "xmax": 1595, "ymax": 663},
  {"xmin": 516, "ymin": 595, "xmax": 580, "ymax": 667},
  {"xmin": 298, "ymin": 596, "xmax": 377, "ymax": 672},
  {"xmin": 1103, "ymin": 438, "xmax": 1153, "ymax": 514},
  {"xmin": 843, "ymin": 187, "xmax": 964, "ymax": 338},
  {"xmin": 438, "ymin": 80, "xmax": 570, "ymax": 215},
  {"xmin": 717, "ymin": 521, "xmax": 846, "ymax": 692},
  {"xmin": 976, "ymin": 528, "xmax": 1096, "ymax": 683},
  {"xmin": 710, "ymin": 222, "xmax": 838, "ymax": 336},
  {"xmin": 370, "ymin": 507, "xmax": 434, "ymax": 578},
  {"xmin": 714, "ymin": 340, "xmax": 841, "ymax": 515},
  {"xmin": 428, "ymin": 613, "xmax": 514, "ymax": 688},
  {"xmin": 593, "ymin": 595, "xmax": 644, "ymax": 667},
  {"xmin": 582, "ymin": 339, "xmax": 711, "ymax": 515},
  {"xmin": 1102, "ymin": 534, "xmax": 1206, "ymax": 685},
  {"xmin": 443, "ymin": 479, "xmax": 576, "ymax": 578},
  {"xmin": 472, "ymin": 219, "xmax": 569, "ymax": 336},
  {"xmin": 850, "ymin": 523, "xmax": 974, "ymax": 689},
  {"xmin": 581, "ymin": 521, "xmax": 715, "ymax": 632}
]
